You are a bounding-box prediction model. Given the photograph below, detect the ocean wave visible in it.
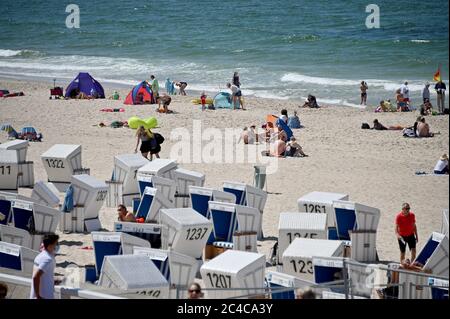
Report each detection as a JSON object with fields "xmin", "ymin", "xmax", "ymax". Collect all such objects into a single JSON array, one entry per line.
[
  {"xmin": 281, "ymin": 73, "xmax": 360, "ymax": 86},
  {"xmin": 253, "ymin": 91, "xmax": 289, "ymax": 100},
  {"xmin": 282, "ymin": 34, "xmax": 320, "ymax": 43},
  {"xmin": 0, "ymin": 49, "xmax": 42, "ymax": 58},
  {"xmin": 410, "ymin": 40, "xmax": 431, "ymax": 43}
]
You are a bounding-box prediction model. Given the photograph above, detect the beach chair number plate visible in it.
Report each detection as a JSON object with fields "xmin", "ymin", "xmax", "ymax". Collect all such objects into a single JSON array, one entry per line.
[
  {"xmin": 96, "ymin": 190, "xmax": 108, "ymax": 202},
  {"xmin": 0, "ymin": 165, "xmax": 11, "ymax": 175},
  {"xmin": 206, "ymin": 273, "xmax": 232, "ymax": 288},
  {"xmin": 286, "ymin": 232, "xmax": 318, "ymax": 243},
  {"xmin": 302, "ymin": 204, "xmax": 327, "ymax": 214},
  {"xmin": 185, "ymin": 227, "xmax": 209, "ymax": 240},
  {"xmin": 45, "ymin": 159, "xmax": 65, "ymax": 169},
  {"xmin": 136, "ymin": 290, "xmax": 161, "ymax": 298},
  {"xmin": 290, "ymin": 259, "xmax": 313, "ymax": 274}
]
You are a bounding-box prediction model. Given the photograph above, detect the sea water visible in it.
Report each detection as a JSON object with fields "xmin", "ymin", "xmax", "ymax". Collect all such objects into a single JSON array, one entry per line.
[{"xmin": 0, "ymin": 0, "xmax": 448, "ymax": 106}]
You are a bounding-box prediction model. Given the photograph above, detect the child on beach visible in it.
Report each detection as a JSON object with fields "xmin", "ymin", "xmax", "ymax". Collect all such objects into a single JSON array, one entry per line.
[{"xmin": 200, "ymin": 91, "xmax": 207, "ymax": 111}]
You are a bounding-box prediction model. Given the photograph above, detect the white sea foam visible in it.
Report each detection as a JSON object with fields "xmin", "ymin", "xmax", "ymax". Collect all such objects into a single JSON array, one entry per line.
[
  {"xmin": 0, "ymin": 49, "xmax": 41, "ymax": 57},
  {"xmin": 281, "ymin": 73, "xmax": 360, "ymax": 86},
  {"xmin": 410, "ymin": 40, "xmax": 431, "ymax": 43}
]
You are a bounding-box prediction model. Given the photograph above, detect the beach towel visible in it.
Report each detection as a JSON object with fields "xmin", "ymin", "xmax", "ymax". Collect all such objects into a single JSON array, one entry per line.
[
  {"xmin": 276, "ymin": 117, "xmax": 293, "ymax": 140},
  {"xmin": 402, "ymin": 128, "xmax": 416, "ymax": 138},
  {"xmin": 100, "ymin": 108, "xmax": 125, "ymax": 112},
  {"xmin": 61, "ymin": 185, "xmax": 74, "ymax": 213},
  {"xmin": 415, "ymin": 171, "xmax": 449, "ymax": 176},
  {"xmin": 2, "ymin": 92, "xmax": 24, "ymax": 98}
]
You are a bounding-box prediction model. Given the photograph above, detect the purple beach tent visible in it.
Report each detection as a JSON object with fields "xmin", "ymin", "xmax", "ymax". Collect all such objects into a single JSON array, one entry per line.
[{"xmin": 65, "ymin": 72, "xmax": 105, "ymax": 98}]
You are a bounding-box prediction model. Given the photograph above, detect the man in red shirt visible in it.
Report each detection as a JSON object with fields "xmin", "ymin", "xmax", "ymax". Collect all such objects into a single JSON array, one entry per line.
[{"xmin": 395, "ymin": 203, "xmax": 419, "ymax": 263}]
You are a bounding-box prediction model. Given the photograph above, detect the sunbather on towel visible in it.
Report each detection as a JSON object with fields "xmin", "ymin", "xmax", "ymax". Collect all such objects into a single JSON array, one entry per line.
[{"xmin": 371, "ymin": 119, "xmax": 404, "ymax": 131}]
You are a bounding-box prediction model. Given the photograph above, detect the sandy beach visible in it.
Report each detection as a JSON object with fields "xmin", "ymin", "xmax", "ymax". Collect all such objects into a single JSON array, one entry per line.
[{"xmin": 0, "ymin": 78, "xmax": 449, "ymax": 281}]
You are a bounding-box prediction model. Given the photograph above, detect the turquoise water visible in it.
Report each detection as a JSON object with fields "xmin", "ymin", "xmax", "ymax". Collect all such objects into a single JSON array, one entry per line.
[{"xmin": 0, "ymin": 0, "xmax": 448, "ymax": 106}]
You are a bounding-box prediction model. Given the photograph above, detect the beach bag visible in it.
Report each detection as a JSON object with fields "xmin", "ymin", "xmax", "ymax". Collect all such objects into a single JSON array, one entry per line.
[
  {"xmin": 361, "ymin": 123, "xmax": 370, "ymax": 129},
  {"xmin": 402, "ymin": 128, "xmax": 416, "ymax": 138},
  {"xmin": 154, "ymin": 133, "xmax": 165, "ymax": 145}
]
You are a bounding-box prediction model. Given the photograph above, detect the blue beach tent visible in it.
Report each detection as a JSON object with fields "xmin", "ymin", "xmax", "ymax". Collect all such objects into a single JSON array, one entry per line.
[{"xmin": 65, "ymin": 72, "xmax": 105, "ymax": 98}]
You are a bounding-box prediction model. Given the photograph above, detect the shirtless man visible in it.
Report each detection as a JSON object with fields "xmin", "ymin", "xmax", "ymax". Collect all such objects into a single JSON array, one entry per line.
[
  {"xmin": 117, "ymin": 204, "xmax": 136, "ymax": 222},
  {"xmin": 416, "ymin": 117, "xmax": 434, "ymax": 137}
]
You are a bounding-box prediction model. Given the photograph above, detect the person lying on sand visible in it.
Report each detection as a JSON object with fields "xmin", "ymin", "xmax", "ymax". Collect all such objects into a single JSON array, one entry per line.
[{"xmin": 371, "ymin": 119, "xmax": 404, "ymax": 131}]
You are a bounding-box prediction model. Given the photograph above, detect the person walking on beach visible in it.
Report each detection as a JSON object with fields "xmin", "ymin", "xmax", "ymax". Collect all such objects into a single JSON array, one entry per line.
[
  {"xmin": 360, "ymin": 81, "xmax": 368, "ymax": 105},
  {"xmin": 227, "ymin": 82, "xmax": 245, "ymax": 110},
  {"xmin": 232, "ymin": 71, "xmax": 241, "ymax": 88},
  {"xmin": 135, "ymin": 126, "xmax": 152, "ymax": 159},
  {"xmin": 395, "ymin": 203, "xmax": 418, "ymax": 263},
  {"xmin": 435, "ymin": 80, "xmax": 446, "ymax": 114},
  {"xmin": 30, "ymin": 234, "xmax": 60, "ymax": 299}
]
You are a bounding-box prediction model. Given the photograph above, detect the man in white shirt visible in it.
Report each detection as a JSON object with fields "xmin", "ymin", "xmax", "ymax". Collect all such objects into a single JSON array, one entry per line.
[
  {"xmin": 30, "ymin": 234, "xmax": 60, "ymax": 299},
  {"xmin": 434, "ymin": 154, "xmax": 448, "ymax": 175},
  {"xmin": 400, "ymin": 81, "xmax": 410, "ymax": 102}
]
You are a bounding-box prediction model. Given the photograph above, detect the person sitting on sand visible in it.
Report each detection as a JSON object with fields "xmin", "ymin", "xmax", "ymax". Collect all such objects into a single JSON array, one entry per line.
[
  {"xmin": 108, "ymin": 90, "xmax": 120, "ymax": 100},
  {"xmin": 262, "ymin": 122, "xmax": 274, "ymax": 143},
  {"xmin": 117, "ymin": 204, "xmax": 136, "ymax": 222},
  {"xmin": 135, "ymin": 92, "xmax": 145, "ymax": 105},
  {"xmin": 396, "ymin": 89, "xmax": 409, "ymax": 112},
  {"xmin": 157, "ymin": 95, "xmax": 172, "ymax": 113},
  {"xmin": 270, "ymin": 133, "xmax": 286, "ymax": 157},
  {"xmin": 416, "ymin": 117, "xmax": 434, "ymax": 137},
  {"xmin": 176, "ymin": 81, "xmax": 188, "ymax": 96},
  {"xmin": 287, "ymin": 111, "xmax": 301, "ymax": 128},
  {"xmin": 371, "ymin": 119, "xmax": 404, "ymax": 131},
  {"xmin": 434, "ymin": 154, "xmax": 449, "ymax": 175},
  {"xmin": 420, "ymin": 100, "xmax": 433, "ymax": 116},
  {"xmin": 240, "ymin": 127, "xmax": 250, "ymax": 144},
  {"xmin": 375, "ymin": 100, "xmax": 390, "ymax": 113},
  {"xmin": 286, "ymin": 137, "xmax": 308, "ymax": 157},
  {"xmin": 301, "ymin": 94, "xmax": 319, "ymax": 108}
]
